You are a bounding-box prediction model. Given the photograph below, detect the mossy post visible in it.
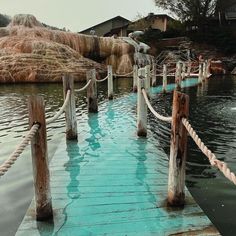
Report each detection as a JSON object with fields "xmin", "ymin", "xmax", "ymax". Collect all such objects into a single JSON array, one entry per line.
[
  {"xmin": 162, "ymin": 64, "xmax": 167, "ymax": 93},
  {"xmin": 63, "ymin": 74, "xmax": 78, "ymax": 140},
  {"xmin": 87, "ymin": 69, "xmax": 98, "ymax": 113},
  {"xmin": 28, "ymin": 96, "xmax": 53, "ymax": 221},
  {"xmin": 133, "ymin": 65, "xmax": 138, "ymax": 92},
  {"xmin": 168, "ymin": 91, "xmax": 189, "ymax": 206},
  {"xmin": 107, "ymin": 65, "xmax": 113, "ymax": 100},
  {"xmin": 137, "ymin": 68, "xmax": 147, "ymax": 137}
]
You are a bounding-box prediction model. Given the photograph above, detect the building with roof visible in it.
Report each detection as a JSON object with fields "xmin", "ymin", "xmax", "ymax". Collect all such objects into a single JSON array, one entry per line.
[
  {"xmin": 79, "ymin": 16, "xmax": 130, "ymax": 37},
  {"xmin": 128, "ymin": 13, "xmax": 175, "ymax": 32}
]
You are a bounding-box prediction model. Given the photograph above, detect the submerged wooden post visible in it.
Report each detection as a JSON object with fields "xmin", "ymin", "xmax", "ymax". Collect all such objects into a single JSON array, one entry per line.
[
  {"xmin": 62, "ymin": 74, "xmax": 78, "ymax": 140},
  {"xmin": 151, "ymin": 59, "xmax": 157, "ymax": 86},
  {"xmin": 28, "ymin": 96, "xmax": 53, "ymax": 221},
  {"xmin": 175, "ymin": 61, "xmax": 182, "ymax": 89},
  {"xmin": 145, "ymin": 65, "xmax": 151, "ymax": 96},
  {"xmin": 107, "ymin": 65, "xmax": 113, "ymax": 100},
  {"xmin": 162, "ymin": 64, "xmax": 167, "ymax": 93},
  {"xmin": 87, "ymin": 69, "xmax": 98, "ymax": 113},
  {"xmin": 168, "ymin": 90, "xmax": 189, "ymax": 206},
  {"xmin": 137, "ymin": 74, "xmax": 147, "ymax": 137},
  {"xmin": 198, "ymin": 63, "xmax": 203, "ymax": 84},
  {"xmin": 133, "ymin": 65, "xmax": 138, "ymax": 92}
]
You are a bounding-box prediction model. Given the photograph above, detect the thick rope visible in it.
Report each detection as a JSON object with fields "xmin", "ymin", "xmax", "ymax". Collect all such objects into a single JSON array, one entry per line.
[
  {"xmin": 182, "ymin": 118, "xmax": 236, "ymax": 185},
  {"xmin": 96, "ymin": 75, "xmax": 108, "ymax": 83},
  {"xmin": 74, "ymin": 79, "xmax": 91, "ymax": 92},
  {"xmin": 142, "ymin": 89, "xmax": 172, "ymax": 123},
  {"xmin": 46, "ymin": 89, "xmax": 71, "ymax": 125},
  {"xmin": 114, "ymin": 71, "xmax": 133, "ymax": 77},
  {"xmin": 0, "ymin": 124, "xmax": 40, "ymax": 177}
]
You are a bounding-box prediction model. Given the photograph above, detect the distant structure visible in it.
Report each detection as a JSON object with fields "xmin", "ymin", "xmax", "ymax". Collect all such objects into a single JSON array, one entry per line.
[
  {"xmin": 128, "ymin": 13, "xmax": 175, "ymax": 32},
  {"xmin": 79, "ymin": 16, "xmax": 130, "ymax": 37},
  {"xmin": 79, "ymin": 13, "xmax": 175, "ymax": 37}
]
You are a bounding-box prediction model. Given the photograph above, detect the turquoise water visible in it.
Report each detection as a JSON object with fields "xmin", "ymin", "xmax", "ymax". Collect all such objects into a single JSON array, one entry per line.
[{"xmin": 0, "ymin": 76, "xmax": 236, "ymax": 235}]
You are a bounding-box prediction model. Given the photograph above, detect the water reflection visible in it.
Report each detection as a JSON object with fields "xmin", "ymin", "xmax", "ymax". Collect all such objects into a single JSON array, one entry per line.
[
  {"xmin": 86, "ymin": 113, "xmax": 102, "ymax": 151},
  {"xmin": 55, "ymin": 140, "xmax": 82, "ymax": 234}
]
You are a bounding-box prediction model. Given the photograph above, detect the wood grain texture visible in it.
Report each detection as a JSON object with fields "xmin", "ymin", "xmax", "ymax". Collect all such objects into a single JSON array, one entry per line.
[{"xmin": 28, "ymin": 96, "xmax": 53, "ymax": 221}]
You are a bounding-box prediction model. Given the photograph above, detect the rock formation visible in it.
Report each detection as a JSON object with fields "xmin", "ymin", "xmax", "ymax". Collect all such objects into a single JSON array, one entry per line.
[{"xmin": 0, "ymin": 14, "xmax": 138, "ymax": 83}]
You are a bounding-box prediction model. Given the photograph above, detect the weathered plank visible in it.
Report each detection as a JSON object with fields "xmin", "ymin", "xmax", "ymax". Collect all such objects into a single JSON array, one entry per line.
[{"xmin": 17, "ymin": 77, "xmax": 218, "ymax": 235}]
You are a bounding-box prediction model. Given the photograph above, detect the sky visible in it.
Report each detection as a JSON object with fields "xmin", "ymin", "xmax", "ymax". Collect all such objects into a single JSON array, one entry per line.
[{"xmin": 0, "ymin": 0, "xmax": 167, "ymax": 32}]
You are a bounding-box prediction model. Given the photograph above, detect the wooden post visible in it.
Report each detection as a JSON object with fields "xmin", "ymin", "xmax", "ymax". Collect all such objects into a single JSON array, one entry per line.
[
  {"xmin": 175, "ymin": 61, "xmax": 182, "ymax": 89},
  {"xmin": 107, "ymin": 65, "xmax": 113, "ymax": 99},
  {"xmin": 62, "ymin": 74, "xmax": 78, "ymax": 140},
  {"xmin": 206, "ymin": 60, "xmax": 211, "ymax": 77},
  {"xmin": 87, "ymin": 69, "xmax": 98, "ymax": 113},
  {"xmin": 151, "ymin": 58, "xmax": 157, "ymax": 87},
  {"xmin": 187, "ymin": 61, "xmax": 191, "ymax": 76},
  {"xmin": 145, "ymin": 65, "xmax": 151, "ymax": 96},
  {"xmin": 198, "ymin": 63, "xmax": 203, "ymax": 84},
  {"xmin": 133, "ymin": 65, "xmax": 138, "ymax": 92},
  {"xmin": 162, "ymin": 64, "xmax": 167, "ymax": 93},
  {"xmin": 182, "ymin": 62, "xmax": 186, "ymax": 80},
  {"xmin": 168, "ymin": 90, "xmax": 189, "ymax": 206},
  {"xmin": 203, "ymin": 62, "xmax": 207, "ymax": 80},
  {"xmin": 28, "ymin": 96, "xmax": 53, "ymax": 221},
  {"xmin": 137, "ymin": 74, "xmax": 147, "ymax": 137}
]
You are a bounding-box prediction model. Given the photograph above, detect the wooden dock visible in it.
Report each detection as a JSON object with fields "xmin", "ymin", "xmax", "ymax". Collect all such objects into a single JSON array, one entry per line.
[{"xmin": 16, "ymin": 86, "xmax": 219, "ymax": 235}]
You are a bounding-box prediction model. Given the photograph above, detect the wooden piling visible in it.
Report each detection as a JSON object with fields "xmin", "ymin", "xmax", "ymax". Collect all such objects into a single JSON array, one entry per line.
[
  {"xmin": 175, "ymin": 61, "xmax": 182, "ymax": 89},
  {"xmin": 137, "ymin": 75, "xmax": 147, "ymax": 137},
  {"xmin": 87, "ymin": 69, "xmax": 98, "ymax": 113},
  {"xmin": 62, "ymin": 74, "xmax": 78, "ymax": 140},
  {"xmin": 203, "ymin": 62, "xmax": 207, "ymax": 80},
  {"xmin": 28, "ymin": 96, "xmax": 53, "ymax": 221},
  {"xmin": 145, "ymin": 65, "xmax": 151, "ymax": 96},
  {"xmin": 107, "ymin": 65, "xmax": 113, "ymax": 100},
  {"xmin": 168, "ymin": 91, "xmax": 189, "ymax": 206},
  {"xmin": 133, "ymin": 65, "xmax": 138, "ymax": 92},
  {"xmin": 182, "ymin": 62, "xmax": 186, "ymax": 80},
  {"xmin": 198, "ymin": 64, "xmax": 203, "ymax": 84},
  {"xmin": 187, "ymin": 61, "xmax": 191, "ymax": 76},
  {"xmin": 162, "ymin": 64, "xmax": 167, "ymax": 93},
  {"xmin": 151, "ymin": 58, "xmax": 156, "ymax": 86}
]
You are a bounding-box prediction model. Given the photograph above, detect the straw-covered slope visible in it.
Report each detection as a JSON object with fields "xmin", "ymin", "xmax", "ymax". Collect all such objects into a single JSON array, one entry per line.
[{"xmin": 0, "ymin": 14, "xmax": 135, "ymax": 83}]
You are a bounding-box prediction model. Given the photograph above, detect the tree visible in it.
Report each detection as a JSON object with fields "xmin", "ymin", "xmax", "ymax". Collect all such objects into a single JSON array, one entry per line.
[
  {"xmin": 153, "ymin": 0, "xmax": 217, "ymax": 27},
  {"xmin": 0, "ymin": 14, "xmax": 10, "ymax": 27}
]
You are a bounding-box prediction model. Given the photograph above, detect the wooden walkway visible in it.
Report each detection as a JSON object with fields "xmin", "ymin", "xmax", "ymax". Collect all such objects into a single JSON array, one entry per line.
[{"xmin": 16, "ymin": 79, "xmax": 219, "ymax": 235}]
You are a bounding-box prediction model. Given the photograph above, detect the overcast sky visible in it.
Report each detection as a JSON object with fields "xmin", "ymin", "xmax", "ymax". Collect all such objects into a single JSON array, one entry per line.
[{"xmin": 0, "ymin": 0, "xmax": 167, "ymax": 32}]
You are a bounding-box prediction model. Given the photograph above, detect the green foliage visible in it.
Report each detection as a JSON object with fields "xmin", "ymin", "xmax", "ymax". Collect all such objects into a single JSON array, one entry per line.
[
  {"xmin": 153, "ymin": 0, "xmax": 217, "ymax": 27},
  {"xmin": 0, "ymin": 14, "xmax": 10, "ymax": 27}
]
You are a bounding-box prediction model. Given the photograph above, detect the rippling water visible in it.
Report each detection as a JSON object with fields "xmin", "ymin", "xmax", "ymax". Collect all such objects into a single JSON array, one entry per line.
[{"xmin": 0, "ymin": 75, "xmax": 236, "ymax": 236}]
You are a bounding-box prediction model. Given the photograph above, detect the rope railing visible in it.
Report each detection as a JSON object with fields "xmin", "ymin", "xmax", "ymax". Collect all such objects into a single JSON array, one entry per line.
[
  {"xmin": 46, "ymin": 89, "xmax": 71, "ymax": 124},
  {"xmin": 142, "ymin": 89, "xmax": 172, "ymax": 123},
  {"xmin": 182, "ymin": 118, "xmax": 236, "ymax": 185},
  {"xmin": 0, "ymin": 123, "xmax": 40, "ymax": 177},
  {"xmin": 74, "ymin": 79, "xmax": 91, "ymax": 92},
  {"xmin": 96, "ymin": 75, "xmax": 108, "ymax": 83}
]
